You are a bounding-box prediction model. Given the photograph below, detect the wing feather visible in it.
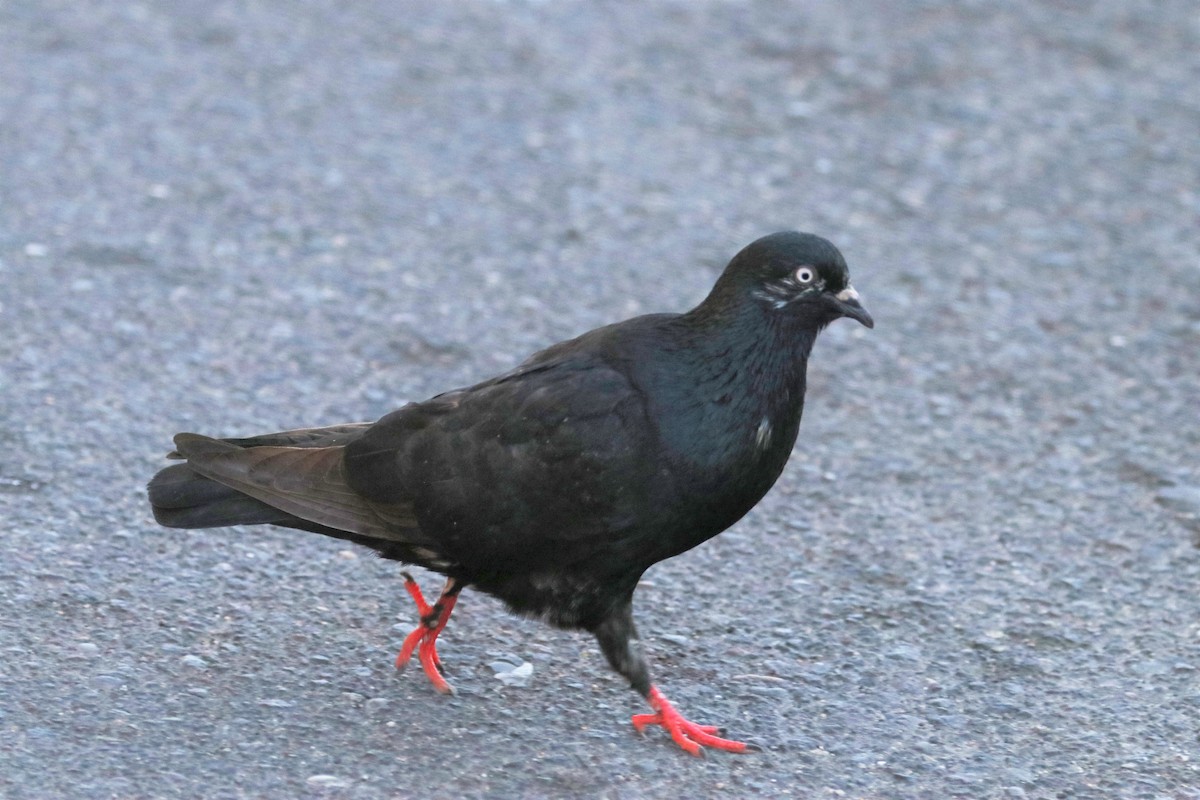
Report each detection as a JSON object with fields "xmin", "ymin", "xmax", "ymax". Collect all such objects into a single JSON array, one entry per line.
[
  {"xmin": 173, "ymin": 433, "xmax": 418, "ymax": 541},
  {"xmin": 344, "ymin": 356, "xmax": 659, "ymax": 573}
]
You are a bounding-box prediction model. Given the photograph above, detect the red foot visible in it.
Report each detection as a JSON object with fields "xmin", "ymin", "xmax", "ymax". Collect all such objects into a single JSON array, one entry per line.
[
  {"xmin": 631, "ymin": 686, "xmax": 751, "ymax": 756},
  {"xmin": 396, "ymin": 573, "xmax": 460, "ymax": 695}
]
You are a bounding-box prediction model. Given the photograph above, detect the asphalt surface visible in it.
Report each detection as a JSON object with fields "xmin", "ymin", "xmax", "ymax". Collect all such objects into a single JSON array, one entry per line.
[{"xmin": 2, "ymin": 1, "xmax": 1199, "ymax": 798}]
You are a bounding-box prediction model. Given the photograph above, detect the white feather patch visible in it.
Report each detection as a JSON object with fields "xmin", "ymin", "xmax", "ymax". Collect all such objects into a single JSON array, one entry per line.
[{"xmin": 755, "ymin": 417, "xmax": 772, "ymax": 450}]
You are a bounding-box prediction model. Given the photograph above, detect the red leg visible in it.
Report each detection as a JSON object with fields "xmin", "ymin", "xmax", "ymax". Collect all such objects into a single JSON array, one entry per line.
[
  {"xmin": 631, "ymin": 686, "xmax": 751, "ymax": 756},
  {"xmin": 395, "ymin": 573, "xmax": 461, "ymax": 695},
  {"xmin": 417, "ymin": 592, "xmax": 457, "ymax": 680},
  {"xmin": 395, "ymin": 574, "xmax": 433, "ymax": 668}
]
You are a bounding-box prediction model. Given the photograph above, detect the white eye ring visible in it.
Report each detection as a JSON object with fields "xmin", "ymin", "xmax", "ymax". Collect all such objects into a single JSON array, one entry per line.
[{"xmin": 795, "ymin": 266, "xmax": 816, "ymax": 284}]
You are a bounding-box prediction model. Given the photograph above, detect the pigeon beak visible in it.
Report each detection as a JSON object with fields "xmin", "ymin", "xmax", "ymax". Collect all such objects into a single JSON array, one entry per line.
[{"xmin": 834, "ymin": 286, "xmax": 874, "ymax": 329}]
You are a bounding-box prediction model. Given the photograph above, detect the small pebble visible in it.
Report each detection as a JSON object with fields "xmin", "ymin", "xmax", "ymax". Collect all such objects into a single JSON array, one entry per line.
[
  {"xmin": 493, "ymin": 661, "xmax": 534, "ymax": 687},
  {"xmin": 1157, "ymin": 485, "xmax": 1200, "ymax": 514},
  {"xmin": 258, "ymin": 698, "xmax": 294, "ymax": 708},
  {"xmin": 365, "ymin": 697, "xmax": 391, "ymax": 714},
  {"xmin": 486, "ymin": 652, "xmax": 524, "ymax": 666},
  {"xmin": 91, "ymin": 674, "xmax": 123, "ymax": 689}
]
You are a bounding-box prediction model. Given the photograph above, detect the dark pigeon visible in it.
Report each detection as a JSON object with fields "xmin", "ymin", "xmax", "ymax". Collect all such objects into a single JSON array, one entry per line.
[{"xmin": 148, "ymin": 231, "xmax": 873, "ymax": 755}]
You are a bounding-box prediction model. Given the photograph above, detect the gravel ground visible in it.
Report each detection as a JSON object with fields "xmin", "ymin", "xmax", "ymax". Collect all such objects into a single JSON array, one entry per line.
[{"xmin": 2, "ymin": 1, "xmax": 1199, "ymax": 798}]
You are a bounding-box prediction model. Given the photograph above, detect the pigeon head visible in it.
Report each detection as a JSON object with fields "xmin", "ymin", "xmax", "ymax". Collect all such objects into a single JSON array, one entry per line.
[{"xmin": 707, "ymin": 231, "xmax": 874, "ymax": 329}]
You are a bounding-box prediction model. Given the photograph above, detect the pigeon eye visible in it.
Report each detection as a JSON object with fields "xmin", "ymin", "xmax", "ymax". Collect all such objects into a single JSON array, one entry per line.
[{"xmin": 795, "ymin": 267, "xmax": 816, "ymax": 284}]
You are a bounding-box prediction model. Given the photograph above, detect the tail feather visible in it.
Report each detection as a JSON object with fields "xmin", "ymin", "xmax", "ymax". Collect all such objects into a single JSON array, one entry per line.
[
  {"xmin": 148, "ymin": 427, "xmax": 450, "ymax": 570},
  {"xmin": 147, "ymin": 429, "xmax": 422, "ymax": 544},
  {"xmin": 149, "ymin": 463, "xmax": 300, "ymax": 529}
]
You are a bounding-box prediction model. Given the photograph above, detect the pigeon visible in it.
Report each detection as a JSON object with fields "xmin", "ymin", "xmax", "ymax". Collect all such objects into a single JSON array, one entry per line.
[{"xmin": 148, "ymin": 231, "xmax": 873, "ymax": 755}]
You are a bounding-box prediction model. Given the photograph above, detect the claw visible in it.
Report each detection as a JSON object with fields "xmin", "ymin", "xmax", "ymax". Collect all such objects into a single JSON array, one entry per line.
[{"xmin": 632, "ymin": 686, "xmax": 751, "ymax": 756}]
